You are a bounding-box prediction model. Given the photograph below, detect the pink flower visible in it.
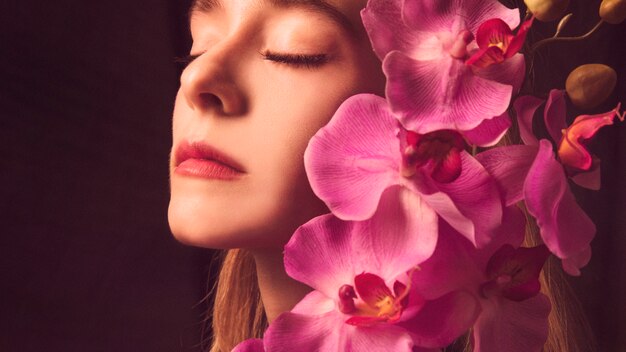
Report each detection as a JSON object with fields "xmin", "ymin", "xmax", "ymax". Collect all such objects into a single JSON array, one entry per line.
[
  {"xmin": 477, "ymin": 140, "xmax": 595, "ymax": 275},
  {"xmin": 304, "ymin": 94, "xmax": 503, "ymax": 249},
  {"xmin": 401, "ymin": 129, "xmax": 467, "ymax": 183},
  {"xmin": 515, "ymin": 89, "xmax": 622, "ymax": 190},
  {"xmin": 264, "ymin": 195, "xmax": 480, "ymax": 351},
  {"xmin": 481, "ymin": 244, "xmax": 550, "ymax": 302},
  {"xmin": 466, "ymin": 17, "xmax": 534, "ymax": 68},
  {"xmin": 362, "ymin": 0, "xmax": 525, "ymax": 135},
  {"xmin": 470, "ymin": 91, "xmax": 624, "ymax": 275},
  {"xmin": 410, "ymin": 207, "xmax": 551, "ymax": 352},
  {"xmin": 557, "ymin": 103, "xmax": 622, "ymax": 183}
]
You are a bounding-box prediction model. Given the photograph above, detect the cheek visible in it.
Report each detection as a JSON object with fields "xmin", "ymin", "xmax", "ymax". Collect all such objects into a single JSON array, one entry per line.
[
  {"xmin": 168, "ymin": 86, "xmax": 332, "ymax": 249},
  {"xmin": 168, "ymin": 54, "xmax": 378, "ymax": 250},
  {"xmin": 248, "ymin": 63, "xmax": 362, "ymax": 196},
  {"xmin": 170, "ymin": 90, "xmax": 191, "ymax": 155}
]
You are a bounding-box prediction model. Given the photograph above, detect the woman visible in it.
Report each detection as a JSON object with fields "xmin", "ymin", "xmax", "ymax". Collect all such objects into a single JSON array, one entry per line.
[
  {"xmin": 169, "ymin": 0, "xmax": 385, "ymax": 336},
  {"xmin": 169, "ymin": 0, "xmax": 601, "ymax": 351}
]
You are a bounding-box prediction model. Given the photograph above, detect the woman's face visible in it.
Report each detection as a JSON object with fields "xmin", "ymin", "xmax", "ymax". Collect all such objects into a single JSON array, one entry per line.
[{"xmin": 168, "ymin": 0, "xmax": 385, "ymax": 249}]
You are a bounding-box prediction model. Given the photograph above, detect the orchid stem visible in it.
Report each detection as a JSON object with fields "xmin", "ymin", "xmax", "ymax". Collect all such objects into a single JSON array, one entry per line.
[{"xmin": 530, "ymin": 19, "xmax": 604, "ymax": 55}]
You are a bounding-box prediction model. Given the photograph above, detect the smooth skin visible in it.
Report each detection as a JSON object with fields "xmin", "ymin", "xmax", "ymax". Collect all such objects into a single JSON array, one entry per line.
[{"xmin": 168, "ymin": 0, "xmax": 385, "ymax": 322}]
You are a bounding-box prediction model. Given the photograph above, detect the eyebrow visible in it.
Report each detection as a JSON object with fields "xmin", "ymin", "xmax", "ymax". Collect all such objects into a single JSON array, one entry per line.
[{"xmin": 190, "ymin": 0, "xmax": 356, "ymax": 34}]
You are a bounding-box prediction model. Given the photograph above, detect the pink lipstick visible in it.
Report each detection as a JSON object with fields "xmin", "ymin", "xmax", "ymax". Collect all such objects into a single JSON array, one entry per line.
[{"xmin": 174, "ymin": 141, "xmax": 245, "ymax": 180}]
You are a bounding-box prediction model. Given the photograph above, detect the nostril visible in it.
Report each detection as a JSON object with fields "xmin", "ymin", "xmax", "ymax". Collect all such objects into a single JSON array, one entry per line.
[{"xmin": 199, "ymin": 93, "xmax": 223, "ymax": 110}]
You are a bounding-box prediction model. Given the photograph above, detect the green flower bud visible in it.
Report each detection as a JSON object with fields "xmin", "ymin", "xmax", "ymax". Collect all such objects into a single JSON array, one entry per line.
[
  {"xmin": 524, "ymin": 0, "xmax": 570, "ymax": 22},
  {"xmin": 566, "ymin": 64, "xmax": 617, "ymax": 109},
  {"xmin": 600, "ymin": 0, "xmax": 626, "ymax": 24}
]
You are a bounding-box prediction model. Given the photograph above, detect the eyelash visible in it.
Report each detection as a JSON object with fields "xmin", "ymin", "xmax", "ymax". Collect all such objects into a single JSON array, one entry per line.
[
  {"xmin": 174, "ymin": 51, "xmax": 328, "ymax": 69},
  {"xmin": 174, "ymin": 54, "xmax": 201, "ymax": 67},
  {"xmin": 261, "ymin": 51, "xmax": 328, "ymax": 69}
]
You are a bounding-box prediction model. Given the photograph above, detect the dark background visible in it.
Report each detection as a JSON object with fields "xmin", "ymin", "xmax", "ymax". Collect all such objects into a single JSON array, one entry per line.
[
  {"xmin": 1, "ymin": 0, "xmax": 625, "ymax": 351},
  {"xmin": 0, "ymin": 1, "xmax": 215, "ymax": 351}
]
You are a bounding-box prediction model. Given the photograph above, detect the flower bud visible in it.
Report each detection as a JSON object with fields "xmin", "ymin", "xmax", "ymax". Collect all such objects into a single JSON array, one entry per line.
[
  {"xmin": 566, "ymin": 64, "xmax": 617, "ymax": 109},
  {"xmin": 600, "ymin": 0, "xmax": 626, "ymax": 24},
  {"xmin": 524, "ymin": 0, "xmax": 570, "ymax": 21}
]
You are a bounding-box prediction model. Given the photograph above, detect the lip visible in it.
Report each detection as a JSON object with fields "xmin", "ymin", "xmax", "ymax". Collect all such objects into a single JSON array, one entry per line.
[{"xmin": 174, "ymin": 140, "xmax": 246, "ymax": 180}]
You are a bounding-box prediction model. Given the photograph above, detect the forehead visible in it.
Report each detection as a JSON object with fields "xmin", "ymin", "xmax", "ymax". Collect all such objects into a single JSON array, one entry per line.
[{"xmin": 190, "ymin": 0, "xmax": 368, "ymax": 33}]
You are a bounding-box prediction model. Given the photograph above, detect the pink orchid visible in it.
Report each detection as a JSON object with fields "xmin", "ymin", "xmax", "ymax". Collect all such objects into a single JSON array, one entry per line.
[
  {"xmin": 304, "ymin": 94, "xmax": 503, "ymax": 249},
  {"xmin": 470, "ymin": 90, "xmax": 624, "ymax": 275},
  {"xmin": 411, "ymin": 207, "xmax": 551, "ymax": 352},
  {"xmin": 516, "ymin": 89, "xmax": 622, "ymax": 190},
  {"xmin": 466, "ymin": 17, "xmax": 534, "ymax": 68},
  {"xmin": 557, "ymin": 103, "xmax": 623, "ymax": 184},
  {"xmin": 476, "ymin": 140, "xmax": 595, "ymax": 275},
  {"xmin": 362, "ymin": 0, "xmax": 525, "ymax": 135},
  {"xmin": 264, "ymin": 194, "xmax": 480, "ymax": 351}
]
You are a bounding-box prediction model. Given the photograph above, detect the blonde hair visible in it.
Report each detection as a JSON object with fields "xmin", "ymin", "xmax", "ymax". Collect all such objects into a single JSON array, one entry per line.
[{"xmin": 207, "ymin": 249, "xmax": 267, "ymax": 352}]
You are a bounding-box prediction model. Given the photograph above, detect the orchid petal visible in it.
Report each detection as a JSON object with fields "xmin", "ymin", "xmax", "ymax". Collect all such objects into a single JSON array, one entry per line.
[
  {"xmin": 384, "ymin": 51, "xmax": 513, "ymax": 133},
  {"xmin": 475, "ymin": 18, "xmax": 513, "ymax": 50},
  {"xmin": 304, "ymin": 94, "xmax": 400, "ymax": 220},
  {"xmin": 410, "ymin": 222, "xmax": 483, "ymax": 300},
  {"xmin": 354, "ymin": 273, "xmax": 394, "ymax": 309},
  {"xmin": 400, "ymin": 0, "xmax": 460, "ymax": 33},
  {"xmin": 524, "ymin": 140, "xmax": 596, "ymax": 275},
  {"xmin": 466, "ymin": 46, "xmax": 506, "ymax": 68},
  {"xmin": 562, "ymin": 247, "xmax": 592, "ymax": 276},
  {"xmin": 462, "ymin": 0, "xmax": 520, "ymax": 32},
  {"xmin": 265, "ymin": 311, "xmax": 414, "ymax": 352},
  {"xmin": 415, "ymin": 189, "xmax": 474, "ymax": 245},
  {"xmin": 558, "ymin": 107, "xmax": 618, "ymax": 170},
  {"xmin": 361, "ymin": 0, "xmax": 410, "ymax": 60},
  {"xmin": 284, "ymin": 214, "xmax": 354, "ymax": 298},
  {"xmin": 506, "ymin": 17, "xmax": 534, "ymax": 59},
  {"xmin": 544, "ymin": 89, "xmax": 567, "ymax": 143},
  {"xmin": 484, "ymin": 245, "xmax": 550, "ymax": 301},
  {"xmin": 431, "ymin": 148, "xmax": 462, "ymax": 183},
  {"xmin": 285, "ymin": 186, "xmax": 437, "ymax": 298},
  {"xmin": 420, "ymin": 151, "xmax": 502, "ymax": 247},
  {"xmin": 232, "ymin": 339, "xmax": 265, "ymax": 352},
  {"xmin": 345, "ymin": 315, "xmax": 388, "ymax": 326},
  {"xmin": 473, "ymin": 294, "xmax": 550, "ymax": 352},
  {"xmin": 292, "ymin": 291, "xmax": 336, "ymax": 315},
  {"xmin": 476, "ymin": 145, "xmax": 538, "ymax": 206},
  {"xmin": 351, "ymin": 186, "xmax": 439, "ymax": 279},
  {"xmin": 471, "ymin": 205, "xmax": 528, "ymax": 269},
  {"xmin": 474, "ymin": 53, "xmax": 525, "ymax": 94},
  {"xmin": 264, "ymin": 311, "xmax": 344, "ymax": 351},
  {"xmin": 411, "ymin": 206, "xmax": 526, "ymax": 300},
  {"xmin": 399, "ymin": 290, "xmax": 481, "ymax": 348},
  {"xmin": 462, "ymin": 111, "xmax": 512, "ymax": 147},
  {"xmin": 348, "ymin": 325, "xmax": 415, "ymax": 352},
  {"xmin": 401, "ymin": 0, "xmax": 519, "ymax": 34},
  {"xmin": 514, "ymin": 95, "xmax": 544, "ymax": 146}
]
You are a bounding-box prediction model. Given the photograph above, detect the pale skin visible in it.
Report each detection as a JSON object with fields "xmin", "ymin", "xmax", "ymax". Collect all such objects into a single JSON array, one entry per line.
[{"xmin": 168, "ymin": 0, "xmax": 385, "ymax": 322}]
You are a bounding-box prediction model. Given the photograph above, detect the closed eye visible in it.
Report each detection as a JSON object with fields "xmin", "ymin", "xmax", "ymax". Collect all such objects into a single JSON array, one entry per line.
[
  {"xmin": 175, "ymin": 51, "xmax": 329, "ymax": 69},
  {"xmin": 261, "ymin": 50, "xmax": 328, "ymax": 69}
]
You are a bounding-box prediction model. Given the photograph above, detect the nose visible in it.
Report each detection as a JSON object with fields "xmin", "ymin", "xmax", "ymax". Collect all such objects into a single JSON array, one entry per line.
[{"xmin": 179, "ymin": 48, "xmax": 247, "ymax": 116}]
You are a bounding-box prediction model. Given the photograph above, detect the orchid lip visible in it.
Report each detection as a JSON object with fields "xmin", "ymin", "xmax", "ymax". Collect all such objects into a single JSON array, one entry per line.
[{"xmin": 339, "ymin": 272, "xmax": 416, "ymax": 327}]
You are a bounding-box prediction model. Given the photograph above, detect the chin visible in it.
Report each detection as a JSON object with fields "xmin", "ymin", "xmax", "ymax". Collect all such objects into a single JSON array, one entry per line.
[
  {"xmin": 168, "ymin": 199, "xmax": 254, "ymax": 249},
  {"xmin": 167, "ymin": 168, "xmax": 330, "ymax": 250},
  {"xmin": 167, "ymin": 191, "xmax": 297, "ymax": 250}
]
